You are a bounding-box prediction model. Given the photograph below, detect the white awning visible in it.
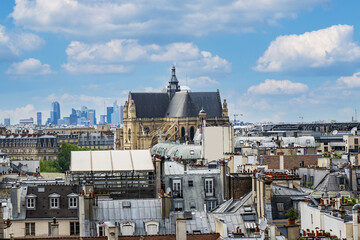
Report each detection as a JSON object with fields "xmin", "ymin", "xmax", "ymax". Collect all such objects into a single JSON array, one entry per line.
[
  {"xmin": 70, "ymin": 150, "xmax": 154, "ymax": 172},
  {"xmin": 244, "ymin": 222, "xmax": 256, "ymax": 229}
]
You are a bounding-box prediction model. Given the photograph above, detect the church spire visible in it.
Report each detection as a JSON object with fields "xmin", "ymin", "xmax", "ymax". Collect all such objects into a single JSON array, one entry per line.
[{"xmin": 167, "ymin": 65, "xmax": 180, "ymax": 98}]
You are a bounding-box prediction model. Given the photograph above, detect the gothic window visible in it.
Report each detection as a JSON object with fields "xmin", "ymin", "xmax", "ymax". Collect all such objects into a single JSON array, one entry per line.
[{"xmin": 128, "ymin": 128, "xmax": 131, "ymax": 141}]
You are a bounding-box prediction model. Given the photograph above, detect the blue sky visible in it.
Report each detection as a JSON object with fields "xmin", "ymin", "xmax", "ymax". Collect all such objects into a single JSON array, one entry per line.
[{"xmin": 1, "ymin": 0, "xmax": 360, "ymax": 124}]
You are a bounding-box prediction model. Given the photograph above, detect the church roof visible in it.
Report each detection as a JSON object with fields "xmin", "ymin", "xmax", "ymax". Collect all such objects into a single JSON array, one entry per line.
[
  {"xmin": 130, "ymin": 93, "xmax": 170, "ymax": 118},
  {"xmin": 130, "ymin": 91, "xmax": 222, "ymax": 118}
]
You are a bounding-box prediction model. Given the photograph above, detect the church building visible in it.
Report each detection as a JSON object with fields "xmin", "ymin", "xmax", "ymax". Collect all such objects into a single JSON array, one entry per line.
[{"xmin": 115, "ymin": 66, "xmax": 229, "ymax": 150}]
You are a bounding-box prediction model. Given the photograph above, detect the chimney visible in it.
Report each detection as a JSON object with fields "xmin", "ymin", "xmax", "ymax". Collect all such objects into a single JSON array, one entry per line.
[
  {"xmin": 176, "ymin": 219, "xmax": 187, "ymax": 240},
  {"xmin": 51, "ymin": 217, "xmax": 59, "ymax": 237},
  {"xmin": 220, "ymin": 160, "xmax": 228, "ymax": 200},
  {"xmin": 353, "ymin": 205, "xmax": 360, "ymax": 240},
  {"xmin": 104, "ymin": 222, "xmax": 118, "ymax": 240},
  {"xmin": 160, "ymin": 195, "xmax": 171, "ymax": 218},
  {"xmin": 215, "ymin": 218, "xmax": 228, "ymax": 238},
  {"xmin": 0, "ymin": 207, "xmax": 4, "ymax": 239}
]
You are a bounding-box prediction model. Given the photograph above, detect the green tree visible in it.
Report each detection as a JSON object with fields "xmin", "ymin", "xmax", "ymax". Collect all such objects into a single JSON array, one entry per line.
[{"xmin": 40, "ymin": 159, "xmax": 61, "ymax": 172}]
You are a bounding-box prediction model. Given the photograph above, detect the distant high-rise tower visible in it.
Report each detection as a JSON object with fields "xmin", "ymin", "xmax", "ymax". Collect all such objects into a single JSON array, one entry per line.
[
  {"xmin": 4, "ymin": 118, "xmax": 10, "ymax": 126},
  {"xmin": 88, "ymin": 109, "xmax": 96, "ymax": 125},
  {"xmin": 50, "ymin": 101, "xmax": 61, "ymax": 125},
  {"xmin": 107, "ymin": 106, "xmax": 114, "ymax": 124},
  {"xmin": 37, "ymin": 112, "xmax": 42, "ymax": 126},
  {"xmin": 167, "ymin": 65, "xmax": 180, "ymax": 98}
]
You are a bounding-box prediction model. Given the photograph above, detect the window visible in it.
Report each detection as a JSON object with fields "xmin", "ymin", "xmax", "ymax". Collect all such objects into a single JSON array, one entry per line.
[
  {"xmin": 205, "ymin": 178, "xmax": 214, "ymax": 197},
  {"xmin": 25, "ymin": 222, "xmax": 35, "ymax": 236},
  {"xmin": 27, "ymin": 198, "xmax": 35, "ymax": 209},
  {"xmin": 276, "ymin": 203, "xmax": 284, "ymax": 212},
  {"xmin": 70, "ymin": 222, "xmax": 80, "ymax": 235},
  {"xmin": 188, "ymin": 180, "xmax": 193, "ymax": 187},
  {"xmin": 128, "ymin": 128, "xmax": 131, "ymax": 141},
  {"xmin": 190, "ymin": 150, "xmax": 195, "ymax": 155},
  {"xmin": 174, "ymin": 201, "xmax": 183, "ymax": 211},
  {"xmin": 98, "ymin": 226, "xmax": 104, "ymax": 236},
  {"xmin": 190, "ymin": 199, "xmax": 196, "ymax": 209},
  {"xmin": 306, "ymin": 139, "xmax": 311, "ymax": 144},
  {"xmin": 145, "ymin": 221, "xmax": 159, "ymax": 235},
  {"xmin": 172, "ymin": 179, "xmax": 182, "ymax": 197},
  {"xmin": 68, "ymin": 193, "xmax": 78, "ymax": 209},
  {"xmin": 206, "ymin": 200, "xmax": 216, "ymax": 212},
  {"xmin": 49, "ymin": 193, "xmax": 60, "ymax": 209},
  {"xmin": 50, "ymin": 198, "xmax": 59, "ymax": 208},
  {"xmin": 355, "ymin": 138, "xmax": 359, "ymax": 144}
]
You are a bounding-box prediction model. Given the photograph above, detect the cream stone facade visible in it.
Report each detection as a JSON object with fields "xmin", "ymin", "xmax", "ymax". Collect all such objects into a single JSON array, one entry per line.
[
  {"xmin": 6, "ymin": 219, "xmax": 79, "ymax": 238},
  {"xmin": 115, "ymin": 66, "xmax": 229, "ymax": 150}
]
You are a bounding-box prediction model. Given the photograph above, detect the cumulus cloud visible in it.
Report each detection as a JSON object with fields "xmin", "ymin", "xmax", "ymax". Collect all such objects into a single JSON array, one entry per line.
[
  {"xmin": 0, "ymin": 25, "xmax": 44, "ymax": 61},
  {"xmin": 6, "ymin": 58, "xmax": 54, "ymax": 75},
  {"xmin": 62, "ymin": 40, "xmax": 230, "ymax": 74},
  {"xmin": 11, "ymin": 0, "xmax": 328, "ymax": 37},
  {"xmin": 337, "ymin": 72, "xmax": 360, "ymax": 88},
  {"xmin": 255, "ymin": 25, "xmax": 360, "ymax": 72},
  {"xmin": 0, "ymin": 104, "xmax": 37, "ymax": 124},
  {"xmin": 248, "ymin": 79, "xmax": 308, "ymax": 95}
]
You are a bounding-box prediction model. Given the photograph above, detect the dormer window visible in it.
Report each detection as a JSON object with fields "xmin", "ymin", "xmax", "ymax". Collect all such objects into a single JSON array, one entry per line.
[
  {"xmin": 49, "ymin": 193, "xmax": 60, "ymax": 209},
  {"xmin": 26, "ymin": 194, "xmax": 37, "ymax": 210},
  {"xmin": 67, "ymin": 193, "xmax": 78, "ymax": 209}
]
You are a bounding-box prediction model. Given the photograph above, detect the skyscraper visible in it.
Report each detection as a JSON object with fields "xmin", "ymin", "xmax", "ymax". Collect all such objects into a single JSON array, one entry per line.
[
  {"xmin": 4, "ymin": 118, "xmax": 10, "ymax": 126},
  {"xmin": 37, "ymin": 112, "xmax": 42, "ymax": 126},
  {"xmin": 50, "ymin": 101, "xmax": 61, "ymax": 125},
  {"xmin": 88, "ymin": 109, "xmax": 96, "ymax": 125},
  {"xmin": 107, "ymin": 106, "xmax": 114, "ymax": 124}
]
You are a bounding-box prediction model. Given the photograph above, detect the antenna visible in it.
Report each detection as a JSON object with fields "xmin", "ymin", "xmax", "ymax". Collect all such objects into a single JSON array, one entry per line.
[{"xmin": 356, "ymin": 109, "xmax": 358, "ymax": 122}]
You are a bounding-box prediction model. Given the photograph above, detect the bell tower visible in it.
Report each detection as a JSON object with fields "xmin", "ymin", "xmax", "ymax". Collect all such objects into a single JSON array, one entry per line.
[{"xmin": 167, "ymin": 65, "xmax": 180, "ymax": 98}]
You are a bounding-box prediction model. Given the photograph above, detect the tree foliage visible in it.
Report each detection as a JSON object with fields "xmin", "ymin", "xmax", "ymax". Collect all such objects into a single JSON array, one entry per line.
[{"xmin": 40, "ymin": 159, "xmax": 61, "ymax": 172}]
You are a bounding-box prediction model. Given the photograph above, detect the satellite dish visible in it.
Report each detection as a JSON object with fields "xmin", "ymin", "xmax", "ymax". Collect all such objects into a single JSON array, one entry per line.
[
  {"xmin": 259, "ymin": 218, "xmax": 267, "ymax": 231},
  {"xmin": 331, "ymin": 130, "xmax": 338, "ymax": 136},
  {"xmin": 166, "ymin": 187, "xmax": 172, "ymax": 195},
  {"xmin": 351, "ymin": 127, "xmax": 358, "ymax": 135}
]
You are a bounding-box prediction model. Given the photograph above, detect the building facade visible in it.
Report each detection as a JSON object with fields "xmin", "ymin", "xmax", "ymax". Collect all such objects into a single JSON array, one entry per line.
[{"xmin": 116, "ymin": 66, "xmax": 229, "ymax": 150}]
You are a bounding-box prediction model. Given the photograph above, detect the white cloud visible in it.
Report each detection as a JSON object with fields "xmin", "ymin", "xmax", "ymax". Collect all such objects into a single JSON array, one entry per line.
[
  {"xmin": 63, "ymin": 40, "xmax": 230, "ymax": 74},
  {"xmin": 6, "ymin": 58, "xmax": 54, "ymax": 75},
  {"xmin": 11, "ymin": 0, "xmax": 328, "ymax": 37},
  {"xmin": 186, "ymin": 76, "xmax": 219, "ymax": 86},
  {"xmin": 62, "ymin": 63, "xmax": 130, "ymax": 74},
  {"xmin": 255, "ymin": 25, "xmax": 360, "ymax": 72},
  {"xmin": 0, "ymin": 24, "xmax": 44, "ymax": 61},
  {"xmin": 337, "ymin": 72, "xmax": 360, "ymax": 88},
  {"xmin": 0, "ymin": 104, "xmax": 37, "ymax": 124},
  {"xmin": 248, "ymin": 79, "xmax": 308, "ymax": 95}
]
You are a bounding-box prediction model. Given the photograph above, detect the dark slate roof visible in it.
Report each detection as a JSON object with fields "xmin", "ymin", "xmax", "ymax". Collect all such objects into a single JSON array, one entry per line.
[
  {"xmin": 165, "ymin": 92, "xmax": 198, "ymax": 117},
  {"xmin": 26, "ymin": 184, "xmax": 79, "ymax": 219},
  {"xmin": 187, "ymin": 92, "xmax": 222, "ymax": 117},
  {"xmin": 131, "ymin": 91, "xmax": 222, "ymax": 118},
  {"xmin": 131, "ymin": 93, "xmax": 169, "ymax": 118}
]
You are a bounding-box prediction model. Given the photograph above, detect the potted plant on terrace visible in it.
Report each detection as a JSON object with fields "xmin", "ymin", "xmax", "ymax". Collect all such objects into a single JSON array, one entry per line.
[{"xmin": 285, "ymin": 208, "xmax": 299, "ymax": 225}]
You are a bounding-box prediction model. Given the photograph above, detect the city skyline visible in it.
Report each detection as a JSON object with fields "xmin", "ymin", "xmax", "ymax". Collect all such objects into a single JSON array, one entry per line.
[{"xmin": 1, "ymin": 1, "xmax": 360, "ymax": 123}]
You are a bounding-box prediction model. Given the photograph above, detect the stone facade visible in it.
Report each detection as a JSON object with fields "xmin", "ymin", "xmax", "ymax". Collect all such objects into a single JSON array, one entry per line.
[
  {"xmin": 0, "ymin": 134, "xmax": 59, "ymax": 160},
  {"xmin": 116, "ymin": 66, "xmax": 229, "ymax": 150}
]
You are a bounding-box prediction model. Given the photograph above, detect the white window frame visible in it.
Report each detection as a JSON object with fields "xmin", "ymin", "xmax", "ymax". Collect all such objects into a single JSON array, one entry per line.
[
  {"xmin": 27, "ymin": 198, "xmax": 35, "ymax": 209},
  {"xmin": 172, "ymin": 179, "xmax": 182, "ymax": 196},
  {"xmin": 205, "ymin": 178, "xmax": 214, "ymax": 197},
  {"xmin": 50, "ymin": 197, "xmax": 59, "ymax": 209},
  {"xmin": 69, "ymin": 197, "xmax": 78, "ymax": 209}
]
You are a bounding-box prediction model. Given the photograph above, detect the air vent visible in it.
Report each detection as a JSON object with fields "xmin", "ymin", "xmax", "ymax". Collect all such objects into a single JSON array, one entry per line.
[
  {"xmin": 122, "ymin": 201, "xmax": 131, "ymax": 208},
  {"xmin": 184, "ymin": 211, "xmax": 192, "ymax": 220}
]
